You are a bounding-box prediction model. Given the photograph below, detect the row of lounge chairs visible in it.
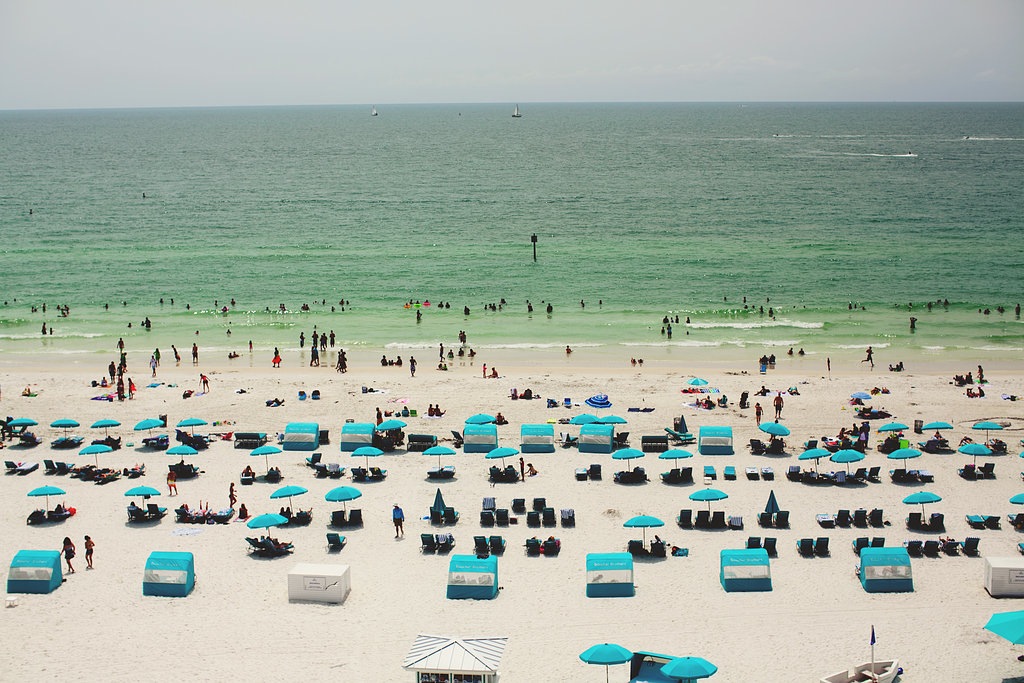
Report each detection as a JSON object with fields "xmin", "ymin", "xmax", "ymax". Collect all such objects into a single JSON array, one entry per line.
[
  {"xmin": 890, "ymin": 468, "xmax": 934, "ymax": 483},
  {"xmin": 851, "ymin": 537, "xmax": 887, "ymax": 555},
  {"xmin": 907, "ymin": 512, "xmax": 945, "ymax": 532},
  {"xmin": 245, "ymin": 536, "xmax": 293, "ymax": 557},
  {"xmin": 430, "ymin": 507, "xmax": 460, "ymax": 525},
  {"xmin": 330, "ymin": 509, "xmax": 363, "ymax": 527},
  {"xmin": 27, "ymin": 506, "xmax": 74, "ymax": 525},
  {"xmin": 757, "ymin": 511, "xmax": 791, "ymax": 528},
  {"xmin": 816, "ymin": 508, "xmax": 885, "ymax": 529},
  {"xmin": 5, "ymin": 461, "xmax": 39, "ymax": 475},
  {"xmin": 175, "ymin": 506, "xmax": 235, "ymax": 524},
  {"xmin": 127, "ymin": 503, "xmax": 167, "ymax": 522},
  {"xmin": 526, "ymin": 537, "xmax": 561, "ymax": 556},
  {"xmin": 745, "ymin": 467, "xmax": 775, "ymax": 481},
  {"xmin": 473, "ymin": 535, "xmax": 507, "ymax": 556},
  {"xmin": 52, "ymin": 436, "xmax": 84, "ymax": 449},
  {"xmin": 352, "ymin": 466, "xmax": 387, "ymax": 482},
  {"xmin": 574, "ymin": 464, "xmax": 602, "ymax": 480},
  {"xmin": 72, "ymin": 465, "xmax": 122, "ymax": 484},
  {"xmin": 628, "ymin": 539, "xmax": 667, "ymax": 557},
  {"xmin": 749, "ymin": 439, "xmax": 786, "ymax": 455},
  {"xmin": 676, "ymin": 509, "xmax": 739, "ymax": 530},
  {"xmin": 797, "ymin": 537, "xmax": 831, "ymax": 557},
  {"xmin": 906, "ymin": 537, "xmax": 978, "ymax": 556},
  {"xmin": 746, "ymin": 537, "xmax": 778, "ymax": 556},
  {"xmin": 786, "ymin": 466, "xmax": 882, "ymax": 485},
  {"xmin": 965, "ymin": 514, "xmax": 1001, "ymax": 530},
  {"xmin": 614, "ymin": 467, "xmax": 648, "ymax": 484},
  {"xmin": 421, "ymin": 533, "xmax": 456, "ymax": 553},
  {"xmin": 490, "ymin": 465, "xmax": 520, "ymax": 483},
  {"xmin": 959, "ymin": 463, "xmax": 995, "ymax": 480}
]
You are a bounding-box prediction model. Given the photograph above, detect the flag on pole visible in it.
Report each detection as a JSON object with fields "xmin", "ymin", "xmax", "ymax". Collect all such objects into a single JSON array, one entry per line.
[{"xmin": 870, "ymin": 626, "xmax": 876, "ymax": 645}]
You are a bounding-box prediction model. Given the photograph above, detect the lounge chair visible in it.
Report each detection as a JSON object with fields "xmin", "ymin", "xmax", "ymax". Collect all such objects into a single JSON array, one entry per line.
[
  {"xmin": 851, "ymin": 467, "xmax": 868, "ymax": 483},
  {"xmin": 420, "ymin": 534, "xmax": 437, "ymax": 552},
  {"xmin": 758, "ymin": 512, "xmax": 773, "ymax": 528},
  {"xmin": 724, "ymin": 466, "xmax": 736, "ymax": 481},
  {"xmin": 628, "ymin": 539, "xmax": 646, "ymax": 556},
  {"xmin": 560, "ymin": 508, "xmax": 575, "ymax": 527},
  {"xmin": 480, "ymin": 510, "xmax": 495, "ymax": 527},
  {"xmin": 16, "ymin": 462, "xmax": 39, "ymax": 475},
  {"xmin": 695, "ymin": 510, "xmax": 710, "ymax": 529},
  {"xmin": 852, "ymin": 537, "xmax": 869, "ymax": 555},
  {"xmin": 906, "ymin": 512, "xmax": 923, "ymax": 530},
  {"xmin": 867, "ymin": 466, "xmax": 881, "ymax": 482},
  {"xmin": 749, "ymin": 439, "xmax": 767, "ymax": 455},
  {"xmin": 661, "ymin": 468, "xmax": 680, "ymax": 483},
  {"xmin": 641, "ymin": 435, "xmax": 669, "ymax": 452},
  {"xmin": 489, "ymin": 536, "xmax": 506, "ymax": 554},
  {"xmin": 961, "ymin": 537, "xmax": 980, "ymax": 556},
  {"xmin": 147, "ymin": 503, "xmax": 168, "ymax": 519},
  {"xmin": 836, "ymin": 509, "xmax": 852, "ymax": 527},
  {"xmin": 814, "ymin": 537, "xmax": 830, "ymax": 556},
  {"xmin": 747, "ymin": 536, "xmax": 761, "ymax": 550},
  {"xmin": 542, "ymin": 507, "xmax": 556, "ymax": 527},
  {"xmin": 817, "ymin": 513, "xmax": 836, "ymax": 528},
  {"xmin": 774, "ymin": 510, "xmax": 790, "ymax": 528},
  {"xmin": 512, "ymin": 498, "xmax": 527, "ymax": 513},
  {"xmin": 331, "ymin": 510, "xmax": 347, "ymax": 527},
  {"xmin": 710, "ymin": 511, "xmax": 726, "ymax": 529},
  {"xmin": 766, "ymin": 439, "xmax": 786, "ymax": 455},
  {"xmin": 704, "ymin": 465, "xmax": 716, "ymax": 480},
  {"xmin": 854, "ymin": 509, "xmax": 869, "ymax": 528},
  {"xmin": 761, "ymin": 467, "xmax": 775, "ymax": 481},
  {"xmin": 26, "ymin": 509, "xmax": 47, "ymax": 525},
  {"xmin": 588, "ymin": 463, "xmax": 602, "ymax": 480},
  {"xmin": 44, "ymin": 459, "xmax": 58, "ymax": 474},
  {"xmin": 941, "ymin": 539, "xmax": 959, "ymax": 555},
  {"xmin": 127, "ymin": 506, "xmax": 150, "ymax": 522},
  {"xmin": 727, "ymin": 515, "xmax": 743, "ymax": 530},
  {"xmin": 966, "ymin": 514, "xmax": 987, "ymax": 529},
  {"xmin": 542, "ymin": 539, "xmax": 560, "ymax": 556},
  {"xmin": 959, "ymin": 464, "xmax": 978, "ymax": 480},
  {"xmin": 474, "ymin": 536, "xmax": 490, "ymax": 556},
  {"xmin": 450, "ymin": 431, "xmax": 464, "ymax": 447},
  {"xmin": 904, "ymin": 539, "xmax": 923, "ymax": 556},
  {"xmin": 796, "ymin": 538, "xmax": 814, "ymax": 556},
  {"xmin": 650, "ymin": 540, "xmax": 667, "ymax": 558},
  {"xmin": 533, "ymin": 497, "xmax": 547, "ymax": 511},
  {"xmin": 922, "ymin": 540, "xmax": 941, "ymax": 557},
  {"xmin": 305, "ymin": 452, "xmax": 322, "ymax": 468},
  {"xmin": 985, "ymin": 515, "xmax": 1001, "ymax": 530},
  {"xmin": 525, "ymin": 538, "xmax": 542, "ymax": 556},
  {"xmin": 326, "ymin": 533, "xmax": 346, "ymax": 551},
  {"xmin": 613, "ymin": 432, "xmax": 630, "ymax": 448},
  {"xmin": 762, "ymin": 537, "xmax": 777, "ymax": 557},
  {"xmin": 677, "ymin": 509, "xmax": 693, "ymax": 529},
  {"xmin": 786, "ymin": 465, "xmax": 801, "ymax": 482},
  {"xmin": 369, "ymin": 467, "xmax": 387, "ymax": 480},
  {"xmin": 427, "ymin": 465, "xmax": 456, "ymax": 479},
  {"xmin": 929, "ymin": 512, "xmax": 945, "ymax": 532},
  {"xmin": 55, "ymin": 462, "xmax": 71, "ymax": 475},
  {"xmin": 575, "ymin": 467, "xmax": 589, "ymax": 481},
  {"xmin": 665, "ymin": 427, "xmax": 696, "ymax": 445},
  {"xmin": 978, "ymin": 462, "xmax": 996, "ymax": 479},
  {"xmin": 495, "ymin": 509, "xmax": 510, "ymax": 526},
  {"xmin": 869, "ymin": 509, "xmax": 884, "ymax": 528},
  {"xmin": 526, "ymin": 511, "xmax": 541, "ymax": 527},
  {"xmin": 745, "ymin": 467, "xmax": 760, "ymax": 480}
]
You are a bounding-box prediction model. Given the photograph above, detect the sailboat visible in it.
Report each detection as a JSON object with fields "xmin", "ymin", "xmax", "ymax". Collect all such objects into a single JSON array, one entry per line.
[
  {"xmin": 371, "ymin": 106, "xmax": 378, "ymax": 117},
  {"xmin": 512, "ymin": 104, "xmax": 522, "ymax": 118}
]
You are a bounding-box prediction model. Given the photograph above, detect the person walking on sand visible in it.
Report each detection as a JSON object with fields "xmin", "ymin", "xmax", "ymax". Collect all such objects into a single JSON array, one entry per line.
[
  {"xmin": 149, "ymin": 354, "xmax": 158, "ymax": 377},
  {"xmin": 229, "ymin": 482, "xmax": 237, "ymax": 508},
  {"xmin": 483, "ymin": 363, "xmax": 487, "ymax": 379},
  {"xmin": 409, "ymin": 356, "xmax": 417, "ymax": 377},
  {"xmin": 519, "ymin": 457, "xmax": 526, "ymax": 482},
  {"xmin": 84, "ymin": 535, "xmax": 95, "ymax": 570},
  {"xmin": 773, "ymin": 392, "xmax": 784, "ymax": 420},
  {"xmin": 167, "ymin": 470, "xmax": 177, "ymax": 496},
  {"xmin": 62, "ymin": 537, "xmax": 76, "ymax": 574},
  {"xmin": 862, "ymin": 346, "xmax": 873, "ymax": 368},
  {"xmin": 128, "ymin": 378, "xmax": 136, "ymax": 400},
  {"xmin": 192, "ymin": 343, "xmax": 199, "ymax": 364},
  {"xmin": 392, "ymin": 504, "xmax": 405, "ymax": 537},
  {"xmin": 754, "ymin": 402, "xmax": 763, "ymax": 424}
]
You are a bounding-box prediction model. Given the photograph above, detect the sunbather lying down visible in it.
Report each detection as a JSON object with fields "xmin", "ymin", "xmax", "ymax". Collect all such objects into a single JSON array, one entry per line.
[{"xmin": 266, "ymin": 398, "xmax": 285, "ymax": 407}]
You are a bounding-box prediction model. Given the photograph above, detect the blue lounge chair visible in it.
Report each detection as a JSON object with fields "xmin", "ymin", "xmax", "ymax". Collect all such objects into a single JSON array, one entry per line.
[
  {"xmin": 704, "ymin": 465, "xmax": 716, "ymax": 480},
  {"xmin": 326, "ymin": 533, "xmax": 346, "ymax": 551}
]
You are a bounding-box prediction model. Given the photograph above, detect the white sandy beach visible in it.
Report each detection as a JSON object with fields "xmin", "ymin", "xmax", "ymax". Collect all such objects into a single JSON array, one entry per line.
[{"xmin": 2, "ymin": 349, "xmax": 1023, "ymax": 682}]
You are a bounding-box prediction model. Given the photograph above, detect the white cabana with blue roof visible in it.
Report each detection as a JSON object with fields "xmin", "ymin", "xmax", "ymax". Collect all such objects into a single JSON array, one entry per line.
[
  {"xmin": 463, "ymin": 424, "xmax": 498, "ymax": 453},
  {"xmin": 520, "ymin": 423, "xmax": 555, "ymax": 453},
  {"xmin": 446, "ymin": 554, "xmax": 498, "ymax": 600},
  {"xmin": 585, "ymin": 552, "xmax": 634, "ymax": 597},
  {"xmin": 143, "ymin": 551, "xmax": 195, "ymax": 597},
  {"xmin": 282, "ymin": 422, "xmax": 319, "ymax": 451},
  {"xmin": 720, "ymin": 548, "xmax": 772, "ymax": 592},
  {"xmin": 340, "ymin": 423, "xmax": 374, "ymax": 452},
  {"xmin": 699, "ymin": 425, "xmax": 734, "ymax": 455},
  {"xmin": 579, "ymin": 424, "xmax": 614, "ymax": 454},
  {"xmin": 860, "ymin": 547, "xmax": 913, "ymax": 593},
  {"xmin": 8, "ymin": 550, "xmax": 62, "ymax": 594}
]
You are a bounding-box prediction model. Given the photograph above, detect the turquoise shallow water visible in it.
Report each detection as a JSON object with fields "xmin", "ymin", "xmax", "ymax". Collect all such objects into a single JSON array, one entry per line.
[{"xmin": 1, "ymin": 102, "xmax": 1022, "ymax": 363}]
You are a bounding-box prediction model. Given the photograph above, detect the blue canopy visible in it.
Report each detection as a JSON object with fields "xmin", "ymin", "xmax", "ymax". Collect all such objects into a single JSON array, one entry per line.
[
  {"xmin": 758, "ymin": 422, "xmax": 790, "ymax": 437},
  {"xmin": 134, "ymin": 418, "xmax": 164, "ymax": 431},
  {"xmin": 903, "ymin": 490, "xmax": 941, "ymax": 514},
  {"xmin": 659, "ymin": 449, "xmax": 694, "ymax": 461},
  {"xmin": 660, "ymin": 656, "xmax": 718, "ymax": 681},
  {"xmin": 125, "ymin": 485, "xmax": 161, "ymax": 499},
  {"xmin": 376, "ymin": 419, "xmax": 407, "ymax": 432},
  {"xmin": 611, "ymin": 448, "xmax": 645, "ymax": 461},
  {"xmin": 799, "ymin": 448, "xmax": 830, "ymax": 460},
  {"xmin": 91, "ymin": 418, "xmax": 121, "ymax": 429},
  {"xmin": 246, "ymin": 513, "xmax": 288, "ymax": 529}
]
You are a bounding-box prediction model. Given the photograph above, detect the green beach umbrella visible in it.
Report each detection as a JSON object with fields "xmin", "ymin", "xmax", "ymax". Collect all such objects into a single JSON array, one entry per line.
[
  {"xmin": 888, "ymin": 448, "xmax": 922, "ymax": 467},
  {"xmin": 973, "ymin": 421, "xmax": 1004, "ymax": 442},
  {"xmin": 959, "ymin": 442, "xmax": 992, "ymax": 465},
  {"xmin": 830, "ymin": 449, "xmax": 865, "ymax": 473},
  {"xmin": 50, "ymin": 418, "xmax": 80, "ymax": 436},
  {"xmin": 483, "ymin": 446, "xmax": 518, "ymax": 467},
  {"xmin": 688, "ymin": 378, "xmax": 709, "ymax": 387},
  {"xmin": 579, "ymin": 643, "xmax": 633, "ymax": 683},
  {"xmin": 758, "ymin": 422, "xmax": 790, "ymax": 437},
  {"xmin": 1010, "ymin": 493, "xmax": 1024, "ymax": 506},
  {"xmin": 176, "ymin": 417, "xmax": 207, "ymax": 435},
  {"xmin": 611, "ymin": 448, "xmax": 645, "ymax": 463},
  {"xmin": 596, "ymin": 415, "xmax": 627, "ymax": 425},
  {"xmin": 624, "ymin": 514, "xmax": 665, "ymax": 544},
  {"xmin": 270, "ymin": 485, "xmax": 308, "ymax": 508},
  {"xmin": 91, "ymin": 418, "xmax": 121, "ymax": 437},
  {"xmin": 877, "ymin": 422, "xmax": 909, "ymax": 433},
  {"xmin": 124, "ymin": 485, "xmax": 161, "ymax": 501},
  {"xmin": 8, "ymin": 418, "xmax": 38, "ymax": 428},
  {"xmin": 798, "ymin": 447, "xmax": 830, "ymax": 473},
  {"xmin": 465, "ymin": 413, "xmax": 496, "ymax": 425},
  {"xmin": 167, "ymin": 445, "xmax": 199, "ymax": 457},
  {"xmin": 985, "ymin": 610, "xmax": 1024, "ymax": 645},
  {"xmin": 922, "ymin": 421, "xmax": 953, "ymax": 431},
  {"xmin": 134, "ymin": 418, "xmax": 164, "ymax": 432}
]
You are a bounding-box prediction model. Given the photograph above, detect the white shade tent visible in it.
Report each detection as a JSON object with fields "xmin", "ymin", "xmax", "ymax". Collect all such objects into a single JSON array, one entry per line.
[{"xmin": 403, "ymin": 635, "xmax": 508, "ymax": 682}]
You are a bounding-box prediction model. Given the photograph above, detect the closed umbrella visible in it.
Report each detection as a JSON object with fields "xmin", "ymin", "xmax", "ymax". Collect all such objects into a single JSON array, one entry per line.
[
  {"xmin": 624, "ymin": 514, "xmax": 664, "ymax": 544},
  {"xmin": 424, "ymin": 445, "xmax": 458, "ymax": 468},
  {"xmin": 251, "ymin": 444, "xmax": 282, "ymax": 473},
  {"xmin": 902, "ymin": 490, "xmax": 941, "ymax": 515},
  {"xmin": 579, "ymin": 643, "xmax": 633, "ymax": 683},
  {"xmin": 245, "ymin": 513, "xmax": 289, "ymax": 530},
  {"xmin": 689, "ymin": 488, "xmax": 728, "ymax": 511},
  {"xmin": 888, "ymin": 448, "xmax": 922, "ymax": 467},
  {"xmin": 28, "ymin": 485, "xmax": 66, "ymax": 509},
  {"xmin": 830, "ymin": 449, "xmax": 865, "ymax": 473},
  {"xmin": 465, "ymin": 413, "xmax": 496, "ymax": 425},
  {"xmin": 758, "ymin": 422, "xmax": 790, "ymax": 437},
  {"xmin": 270, "ymin": 485, "xmax": 308, "ymax": 508},
  {"xmin": 79, "ymin": 443, "xmax": 112, "ymax": 466},
  {"xmin": 764, "ymin": 490, "xmax": 780, "ymax": 515},
  {"xmin": 569, "ymin": 414, "xmax": 600, "ymax": 425},
  {"xmin": 484, "ymin": 446, "xmax": 518, "ymax": 467},
  {"xmin": 375, "ymin": 419, "xmax": 407, "ymax": 432},
  {"xmin": 352, "ymin": 445, "xmax": 384, "ymax": 469},
  {"xmin": 660, "ymin": 656, "xmax": 718, "ymax": 681},
  {"xmin": 324, "ymin": 486, "xmax": 362, "ymax": 511}
]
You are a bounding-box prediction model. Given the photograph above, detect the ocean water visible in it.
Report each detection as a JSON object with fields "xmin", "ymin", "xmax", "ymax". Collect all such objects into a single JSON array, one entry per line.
[{"xmin": 1, "ymin": 102, "xmax": 1022, "ymax": 364}]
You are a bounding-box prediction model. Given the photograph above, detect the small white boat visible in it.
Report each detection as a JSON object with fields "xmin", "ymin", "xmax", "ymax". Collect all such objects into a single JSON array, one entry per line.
[
  {"xmin": 820, "ymin": 659, "xmax": 899, "ymax": 683},
  {"xmin": 371, "ymin": 106, "xmax": 378, "ymax": 117},
  {"xmin": 512, "ymin": 104, "xmax": 522, "ymax": 118}
]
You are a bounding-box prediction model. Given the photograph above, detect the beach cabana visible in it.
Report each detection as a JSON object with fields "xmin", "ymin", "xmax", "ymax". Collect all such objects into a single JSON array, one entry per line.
[
  {"xmin": 860, "ymin": 547, "xmax": 913, "ymax": 593},
  {"xmin": 340, "ymin": 423, "xmax": 374, "ymax": 452},
  {"xmin": 520, "ymin": 424, "xmax": 555, "ymax": 453},
  {"xmin": 403, "ymin": 634, "xmax": 507, "ymax": 682},
  {"xmin": 720, "ymin": 549, "xmax": 772, "ymax": 592},
  {"xmin": 143, "ymin": 551, "xmax": 195, "ymax": 597},
  {"xmin": 288, "ymin": 563, "xmax": 351, "ymax": 604},
  {"xmin": 446, "ymin": 554, "xmax": 498, "ymax": 600},
  {"xmin": 579, "ymin": 424, "xmax": 615, "ymax": 454},
  {"xmin": 463, "ymin": 424, "xmax": 498, "ymax": 453},
  {"xmin": 8, "ymin": 550, "xmax": 62, "ymax": 594},
  {"xmin": 282, "ymin": 422, "xmax": 319, "ymax": 451},
  {"xmin": 698, "ymin": 426, "xmax": 734, "ymax": 455},
  {"xmin": 585, "ymin": 553, "xmax": 634, "ymax": 597}
]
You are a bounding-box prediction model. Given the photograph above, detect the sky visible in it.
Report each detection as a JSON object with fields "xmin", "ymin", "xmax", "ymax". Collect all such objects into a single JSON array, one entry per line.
[{"xmin": 1, "ymin": 0, "xmax": 1022, "ymax": 110}]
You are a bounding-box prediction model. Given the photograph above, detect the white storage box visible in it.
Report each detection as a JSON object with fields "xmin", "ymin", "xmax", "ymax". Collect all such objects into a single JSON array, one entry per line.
[{"xmin": 288, "ymin": 563, "xmax": 350, "ymax": 604}]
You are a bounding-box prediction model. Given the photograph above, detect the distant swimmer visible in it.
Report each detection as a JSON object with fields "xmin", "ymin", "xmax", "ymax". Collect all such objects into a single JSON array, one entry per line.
[{"xmin": 142, "ymin": 193, "xmax": 146, "ymax": 199}]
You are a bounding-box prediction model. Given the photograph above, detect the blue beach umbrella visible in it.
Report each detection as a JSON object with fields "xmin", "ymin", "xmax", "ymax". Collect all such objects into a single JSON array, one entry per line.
[
  {"xmin": 877, "ymin": 422, "xmax": 909, "ymax": 433},
  {"xmin": 985, "ymin": 611, "xmax": 1024, "ymax": 645},
  {"xmin": 569, "ymin": 414, "xmax": 599, "ymax": 426},
  {"xmin": 959, "ymin": 442, "xmax": 992, "ymax": 465},
  {"xmin": 830, "ymin": 449, "xmax": 865, "ymax": 473},
  {"xmin": 176, "ymin": 417, "xmax": 207, "ymax": 435},
  {"xmin": 1010, "ymin": 493, "xmax": 1024, "ymax": 506},
  {"xmin": 28, "ymin": 485, "xmax": 66, "ymax": 509},
  {"xmin": 798, "ymin": 447, "xmax": 831, "ymax": 473},
  {"xmin": 79, "ymin": 443, "xmax": 112, "ymax": 466},
  {"xmin": 585, "ymin": 394, "xmax": 613, "ymax": 409},
  {"xmin": 8, "ymin": 418, "xmax": 38, "ymax": 428},
  {"xmin": 134, "ymin": 418, "xmax": 163, "ymax": 432},
  {"xmin": 689, "ymin": 488, "xmax": 728, "ymax": 511},
  {"xmin": 660, "ymin": 656, "xmax": 718, "ymax": 681},
  {"xmin": 611, "ymin": 448, "xmax": 645, "ymax": 463},
  {"xmin": 246, "ymin": 513, "xmax": 289, "ymax": 530},
  {"xmin": 484, "ymin": 446, "xmax": 518, "ymax": 467},
  {"xmin": 596, "ymin": 415, "xmax": 627, "ymax": 425},
  {"xmin": 902, "ymin": 490, "xmax": 941, "ymax": 515},
  {"xmin": 888, "ymin": 448, "xmax": 922, "ymax": 467},
  {"xmin": 851, "ymin": 392, "xmax": 871, "ymax": 401},
  {"xmin": 352, "ymin": 445, "xmax": 384, "ymax": 468},
  {"xmin": 659, "ymin": 449, "xmax": 694, "ymax": 464},
  {"xmin": 270, "ymin": 485, "xmax": 308, "ymax": 507},
  {"xmin": 579, "ymin": 643, "xmax": 633, "ymax": 683},
  {"xmin": 687, "ymin": 378, "xmax": 710, "ymax": 387},
  {"xmin": 973, "ymin": 421, "xmax": 1004, "ymax": 442},
  {"xmin": 375, "ymin": 419, "xmax": 407, "ymax": 432},
  {"xmin": 424, "ymin": 445, "xmax": 458, "ymax": 468},
  {"xmin": 624, "ymin": 514, "xmax": 664, "ymax": 544},
  {"xmin": 758, "ymin": 422, "xmax": 791, "ymax": 437},
  {"xmin": 167, "ymin": 445, "xmax": 199, "ymax": 457},
  {"xmin": 50, "ymin": 418, "xmax": 80, "ymax": 436},
  {"xmin": 324, "ymin": 486, "xmax": 362, "ymax": 511},
  {"xmin": 124, "ymin": 485, "xmax": 161, "ymax": 501},
  {"xmin": 251, "ymin": 444, "xmax": 282, "ymax": 473},
  {"xmin": 91, "ymin": 418, "xmax": 120, "ymax": 437},
  {"xmin": 922, "ymin": 421, "xmax": 953, "ymax": 431},
  {"xmin": 465, "ymin": 413, "xmax": 496, "ymax": 425}
]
